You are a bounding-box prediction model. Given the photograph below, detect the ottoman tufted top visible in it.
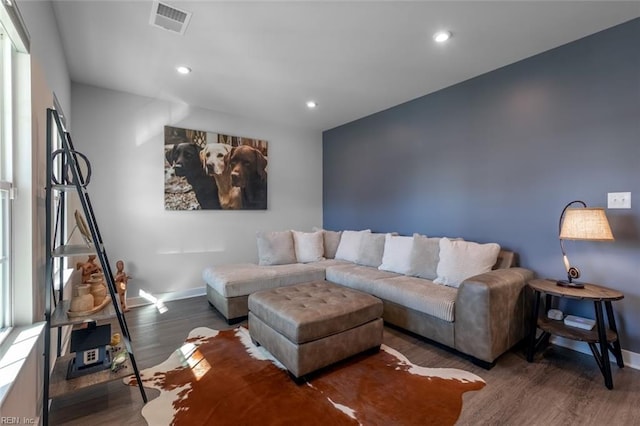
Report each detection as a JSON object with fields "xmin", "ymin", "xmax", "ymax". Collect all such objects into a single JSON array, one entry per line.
[{"xmin": 248, "ymin": 280, "xmax": 383, "ymax": 345}]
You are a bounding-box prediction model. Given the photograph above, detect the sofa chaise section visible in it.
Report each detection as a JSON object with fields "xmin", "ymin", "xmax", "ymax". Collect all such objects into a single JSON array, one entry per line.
[{"xmin": 203, "ymin": 263, "xmax": 325, "ymax": 322}]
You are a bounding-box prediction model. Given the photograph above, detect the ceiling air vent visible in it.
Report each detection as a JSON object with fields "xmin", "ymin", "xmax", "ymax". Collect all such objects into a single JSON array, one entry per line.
[{"xmin": 149, "ymin": 1, "xmax": 192, "ymax": 35}]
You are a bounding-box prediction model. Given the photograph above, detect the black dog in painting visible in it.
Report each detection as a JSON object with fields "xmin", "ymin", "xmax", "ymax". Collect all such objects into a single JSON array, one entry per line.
[
  {"xmin": 166, "ymin": 143, "xmax": 221, "ymax": 209},
  {"xmin": 226, "ymin": 145, "xmax": 267, "ymax": 209}
]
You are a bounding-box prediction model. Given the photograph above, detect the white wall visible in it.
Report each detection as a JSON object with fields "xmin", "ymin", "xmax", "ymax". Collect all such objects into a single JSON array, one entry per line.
[
  {"xmin": 17, "ymin": 0, "xmax": 71, "ymax": 117},
  {"xmin": 70, "ymin": 83, "xmax": 323, "ymax": 299}
]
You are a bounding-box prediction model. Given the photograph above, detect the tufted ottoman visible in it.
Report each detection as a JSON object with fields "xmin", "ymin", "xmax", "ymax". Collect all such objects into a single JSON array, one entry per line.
[{"xmin": 248, "ymin": 280, "xmax": 383, "ymax": 379}]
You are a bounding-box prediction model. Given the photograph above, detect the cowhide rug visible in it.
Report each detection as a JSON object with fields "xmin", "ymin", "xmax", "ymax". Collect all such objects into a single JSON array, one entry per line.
[{"xmin": 125, "ymin": 327, "xmax": 485, "ymax": 425}]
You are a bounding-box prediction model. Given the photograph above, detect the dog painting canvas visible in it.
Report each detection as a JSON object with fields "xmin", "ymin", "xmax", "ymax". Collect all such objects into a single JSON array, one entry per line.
[{"xmin": 164, "ymin": 126, "xmax": 268, "ymax": 210}]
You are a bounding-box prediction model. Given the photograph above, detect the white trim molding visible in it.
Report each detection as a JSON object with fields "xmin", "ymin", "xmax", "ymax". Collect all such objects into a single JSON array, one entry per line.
[{"xmin": 127, "ymin": 286, "xmax": 206, "ymax": 309}]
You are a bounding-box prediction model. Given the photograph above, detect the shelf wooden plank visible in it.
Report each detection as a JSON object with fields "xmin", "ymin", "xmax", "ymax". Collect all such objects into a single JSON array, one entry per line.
[
  {"xmin": 52, "ymin": 244, "xmax": 97, "ymax": 257},
  {"xmin": 50, "ymin": 299, "xmax": 117, "ymax": 328},
  {"xmin": 49, "ymin": 353, "xmax": 133, "ymax": 399},
  {"xmin": 538, "ymin": 317, "xmax": 617, "ymax": 343}
]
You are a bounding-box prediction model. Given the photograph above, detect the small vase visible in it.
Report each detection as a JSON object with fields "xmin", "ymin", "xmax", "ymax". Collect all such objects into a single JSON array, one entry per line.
[
  {"xmin": 88, "ymin": 278, "xmax": 107, "ymax": 306},
  {"xmin": 69, "ymin": 284, "xmax": 94, "ymax": 312}
]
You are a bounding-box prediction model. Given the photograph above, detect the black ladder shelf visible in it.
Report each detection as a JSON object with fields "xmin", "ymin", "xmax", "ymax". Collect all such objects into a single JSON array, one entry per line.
[{"xmin": 43, "ymin": 108, "xmax": 147, "ymax": 425}]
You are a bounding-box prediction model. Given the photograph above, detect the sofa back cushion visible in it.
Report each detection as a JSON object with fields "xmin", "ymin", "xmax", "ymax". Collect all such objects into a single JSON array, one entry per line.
[
  {"xmin": 292, "ymin": 230, "xmax": 325, "ymax": 263},
  {"xmin": 378, "ymin": 234, "xmax": 414, "ymax": 274},
  {"xmin": 434, "ymin": 238, "xmax": 500, "ymax": 287},
  {"xmin": 355, "ymin": 232, "xmax": 388, "ymax": 268},
  {"xmin": 408, "ymin": 234, "xmax": 440, "ymax": 280},
  {"xmin": 256, "ymin": 231, "xmax": 297, "ymax": 266},
  {"xmin": 494, "ymin": 250, "xmax": 516, "ymax": 269},
  {"xmin": 334, "ymin": 229, "xmax": 371, "ymax": 262}
]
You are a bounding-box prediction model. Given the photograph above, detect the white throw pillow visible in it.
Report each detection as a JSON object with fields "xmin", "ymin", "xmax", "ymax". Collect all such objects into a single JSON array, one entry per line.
[
  {"xmin": 256, "ymin": 231, "xmax": 297, "ymax": 266},
  {"xmin": 292, "ymin": 230, "xmax": 325, "ymax": 263},
  {"xmin": 378, "ymin": 234, "xmax": 414, "ymax": 274},
  {"xmin": 334, "ymin": 230, "xmax": 371, "ymax": 262},
  {"xmin": 434, "ymin": 238, "xmax": 501, "ymax": 288}
]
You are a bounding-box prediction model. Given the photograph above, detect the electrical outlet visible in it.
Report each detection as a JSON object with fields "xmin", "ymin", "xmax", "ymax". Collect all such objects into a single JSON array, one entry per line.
[{"xmin": 607, "ymin": 192, "xmax": 631, "ymax": 209}]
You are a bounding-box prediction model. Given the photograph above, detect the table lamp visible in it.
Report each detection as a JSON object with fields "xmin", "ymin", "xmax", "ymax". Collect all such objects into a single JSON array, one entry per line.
[{"xmin": 558, "ymin": 200, "xmax": 614, "ymax": 288}]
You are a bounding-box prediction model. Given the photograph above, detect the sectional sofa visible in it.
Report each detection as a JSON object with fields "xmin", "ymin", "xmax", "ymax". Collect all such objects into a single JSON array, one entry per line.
[{"xmin": 203, "ymin": 229, "xmax": 534, "ymax": 367}]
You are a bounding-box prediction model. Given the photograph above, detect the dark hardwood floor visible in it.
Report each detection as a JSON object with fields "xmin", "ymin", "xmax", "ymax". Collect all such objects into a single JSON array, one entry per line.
[{"xmin": 49, "ymin": 296, "xmax": 640, "ymax": 425}]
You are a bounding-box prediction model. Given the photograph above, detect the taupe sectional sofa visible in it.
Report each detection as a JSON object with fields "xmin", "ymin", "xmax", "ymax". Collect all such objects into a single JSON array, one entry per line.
[{"xmin": 203, "ymin": 229, "xmax": 534, "ymax": 367}]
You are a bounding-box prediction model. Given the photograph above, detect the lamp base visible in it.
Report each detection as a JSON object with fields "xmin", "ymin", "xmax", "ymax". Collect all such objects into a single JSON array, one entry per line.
[{"xmin": 556, "ymin": 280, "xmax": 585, "ymax": 289}]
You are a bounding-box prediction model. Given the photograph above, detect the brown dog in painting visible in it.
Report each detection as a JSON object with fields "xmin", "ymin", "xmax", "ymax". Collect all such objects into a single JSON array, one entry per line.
[{"xmin": 226, "ymin": 145, "xmax": 267, "ymax": 209}]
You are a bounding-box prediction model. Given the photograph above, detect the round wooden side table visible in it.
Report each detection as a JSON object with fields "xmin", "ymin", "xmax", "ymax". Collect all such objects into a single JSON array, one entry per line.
[{"xmin": 526, "ymin": 278, "xmax": 624, "ymax": 389}]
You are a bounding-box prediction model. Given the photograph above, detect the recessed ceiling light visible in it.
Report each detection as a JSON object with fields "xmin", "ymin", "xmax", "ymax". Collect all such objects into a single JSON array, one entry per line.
[
  {"xmin": 433, "ymin": 31, "xmax": 452, "ymax": 43},
  {"xmin": 176, "ymin": 66, "xmax": 192, "ymax": 74},
  {"xmin": 306, "ymin": 101, "xmax": 318, "ymax": 109}
]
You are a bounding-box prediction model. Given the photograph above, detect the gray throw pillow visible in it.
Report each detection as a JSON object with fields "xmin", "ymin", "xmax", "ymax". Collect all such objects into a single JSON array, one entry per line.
[
  {"xmin": 256, "ymin": 230, "xmax": 297, "ymax": 265},
  {"xmin": 408, "ymin": 234, "xmax": 440, "ymax": 280},
  {"xmin": 313, "ymin": 227, "xmax": 342, "ymax": 259},
  {"xmin": 355, "ymin": 232, "xmax": 387, "ymax": 268}
]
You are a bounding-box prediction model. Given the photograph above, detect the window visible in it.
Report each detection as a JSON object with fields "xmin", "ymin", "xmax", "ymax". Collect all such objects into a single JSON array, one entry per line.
[
  {"xmin": 0, "ymin": 21, "xmax": 13, "ymax": 331},
  {"xmin": 0, "ymin": 10, "xmax": 23, "ymax": 332}
]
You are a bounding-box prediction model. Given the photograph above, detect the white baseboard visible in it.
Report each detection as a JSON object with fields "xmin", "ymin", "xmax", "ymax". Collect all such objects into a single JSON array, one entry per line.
[
  {"xmin": 550, "ymin": 336, "xmax": 640, "ymax": 370},
  {"xmin": 126, "ymin": 287, "xmax": 206, "ymax": 309}
]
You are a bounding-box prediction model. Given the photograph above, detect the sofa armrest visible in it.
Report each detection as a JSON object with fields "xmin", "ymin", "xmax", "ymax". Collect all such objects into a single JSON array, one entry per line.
[{"xmin": 454, "ymin": 267, "xmax": 534, "ymax": 364}]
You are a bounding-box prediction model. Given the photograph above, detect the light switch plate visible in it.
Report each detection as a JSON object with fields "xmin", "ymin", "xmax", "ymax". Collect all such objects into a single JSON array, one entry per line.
[{"xmin": 607, "ymin": 192, "xmax": 631, "ymax": 209}]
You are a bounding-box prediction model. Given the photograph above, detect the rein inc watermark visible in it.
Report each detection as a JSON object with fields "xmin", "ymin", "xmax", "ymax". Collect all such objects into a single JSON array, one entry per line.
[{"xmin": 0, "ymin": 418, "xmax": 37, "ymax": 424}]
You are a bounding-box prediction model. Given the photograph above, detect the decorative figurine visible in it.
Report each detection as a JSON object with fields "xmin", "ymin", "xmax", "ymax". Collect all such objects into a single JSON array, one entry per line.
[
  {"xmin": 76, "ymin": 255, "xmax": 102, "ymax": 283},
  {"xmin": 114, "ymin": 260, "xmax": 130, "ymax": 312}
]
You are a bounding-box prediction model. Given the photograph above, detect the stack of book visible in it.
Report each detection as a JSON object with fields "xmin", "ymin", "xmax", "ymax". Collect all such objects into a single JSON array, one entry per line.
[{"xmin": 563, "ymin": 315, "xmax": 595, "ymax": 330}]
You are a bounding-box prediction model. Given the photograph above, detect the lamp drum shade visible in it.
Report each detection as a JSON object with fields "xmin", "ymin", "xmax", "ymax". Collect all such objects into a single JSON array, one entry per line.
[{"xmin": 559, "ymin": 208, "xmax": 614, "ymax": 241}]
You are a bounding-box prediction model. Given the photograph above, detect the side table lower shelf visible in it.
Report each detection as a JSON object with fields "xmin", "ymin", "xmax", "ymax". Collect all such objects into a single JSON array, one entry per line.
[
  {"xmin": 49, "ymin": 353, "xmax": 134, "ymax": 398},
  {"xmin": 537, "ymin": 317, "xmax": 617, "ymax": 343}
]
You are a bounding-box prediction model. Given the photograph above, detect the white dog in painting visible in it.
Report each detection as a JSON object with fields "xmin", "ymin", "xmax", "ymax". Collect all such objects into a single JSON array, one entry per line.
[
  {"xmin": 199, "ymin": 143, "xmax": 242, "ymax": 209},
  {"xmin": 200, "ymin": 143, "xmax": 233, "ymax": 175}
]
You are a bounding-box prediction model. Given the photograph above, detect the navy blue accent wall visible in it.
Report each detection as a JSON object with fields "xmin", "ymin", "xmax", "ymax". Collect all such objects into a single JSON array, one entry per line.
[{"xmin": 323, "ymin": 19, "xmax": 640, "ymax": 352}]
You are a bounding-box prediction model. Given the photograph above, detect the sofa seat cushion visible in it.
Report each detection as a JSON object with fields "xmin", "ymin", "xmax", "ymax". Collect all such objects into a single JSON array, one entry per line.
[
  {"xmin": 374, "ymin": 276, "xmax": 457, "ymax": 322},
  {"xmin": 203, "ymin": 263, "xmax": 325, "ymax": 298},
  {"xmin": 306, "ymin": 259, "xmax": 352, "ymax": 270},
  {"xmin": 326, "ymin": 264, "xmax": 401, "ymax": 293}
]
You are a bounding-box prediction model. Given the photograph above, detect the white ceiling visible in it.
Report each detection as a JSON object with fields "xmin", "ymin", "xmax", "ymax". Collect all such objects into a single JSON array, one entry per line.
[{"xmin": 50, "ymin": 1, "xmax": 640, "ymax": 131}]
